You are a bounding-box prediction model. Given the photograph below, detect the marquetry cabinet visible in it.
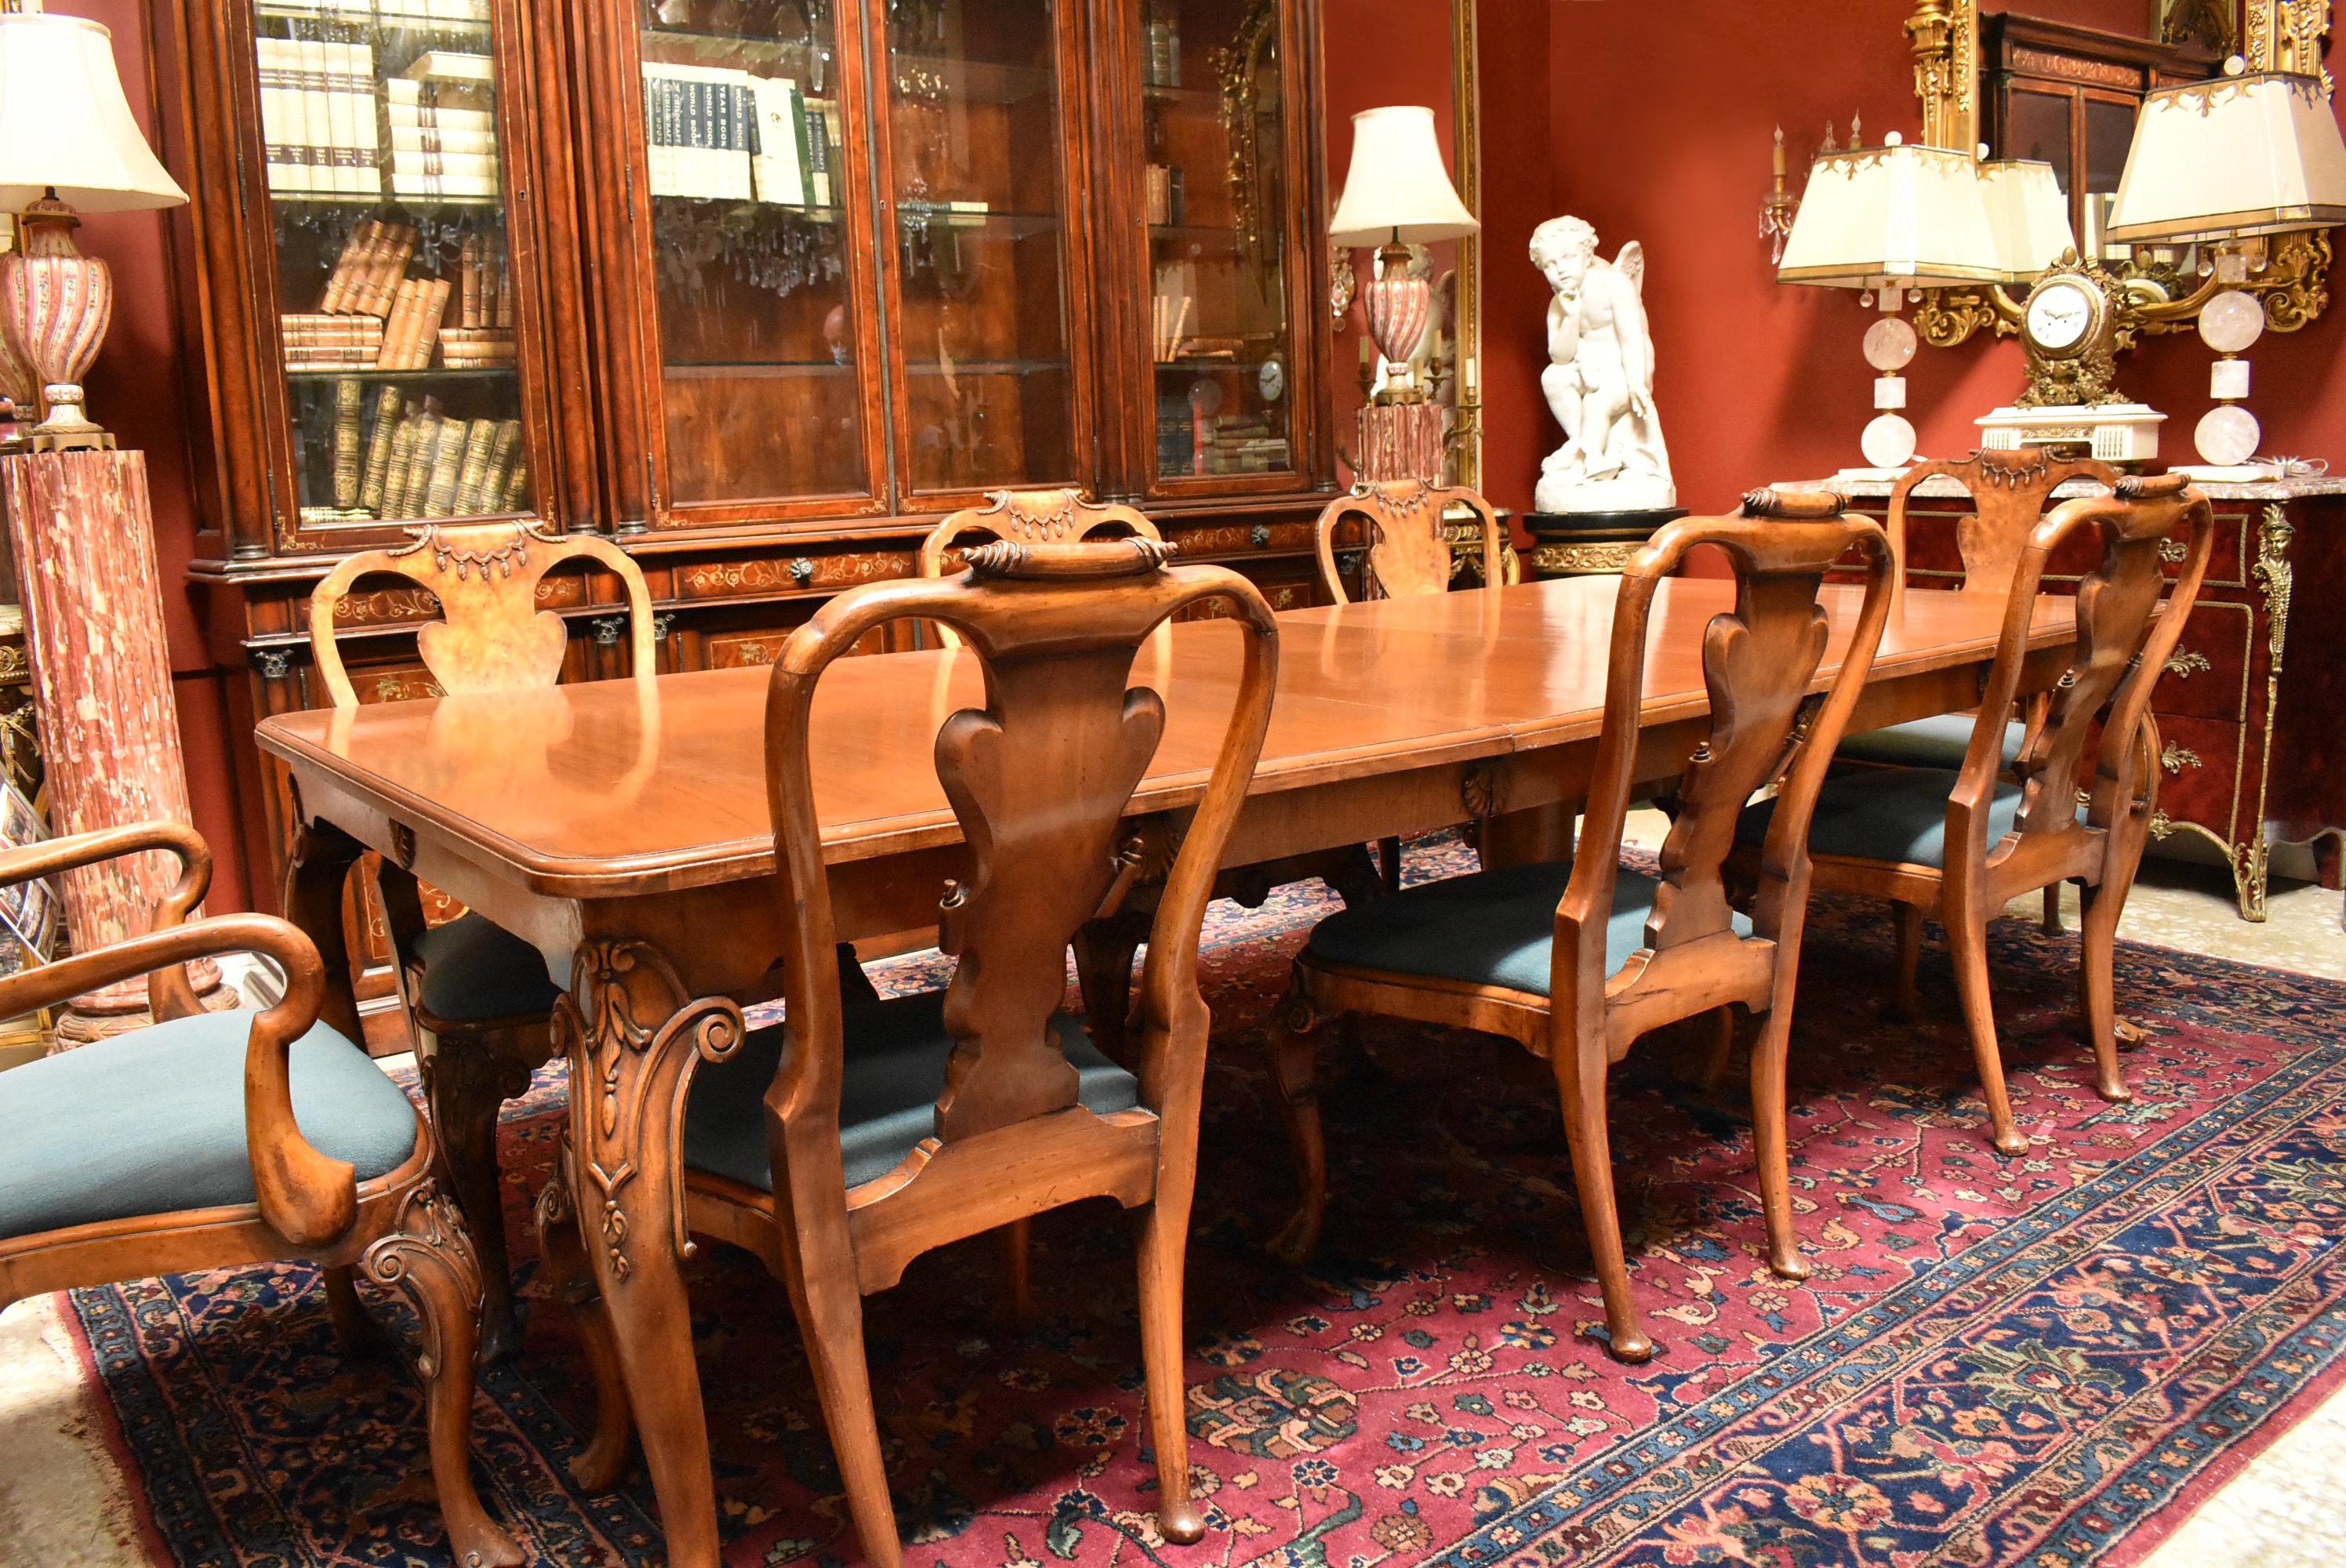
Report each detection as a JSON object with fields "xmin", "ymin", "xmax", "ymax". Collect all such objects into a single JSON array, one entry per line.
[
  {"xmin": 1832, "ymin": 474, "xmax": 2346, "ymax": 921},
  {"xmin": 158, "ymin": 0, "xmax": 1337, "ymax": 942}
]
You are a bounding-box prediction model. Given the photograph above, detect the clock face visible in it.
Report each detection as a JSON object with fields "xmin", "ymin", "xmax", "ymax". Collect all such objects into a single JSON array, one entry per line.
[
  {"xmin": 1258, "ymin": 356, "xmax": 1286, "ymax": 405},
  {"xmin": 2025, "ymin": 280, "xmax": 2098, "ymax": 356}
]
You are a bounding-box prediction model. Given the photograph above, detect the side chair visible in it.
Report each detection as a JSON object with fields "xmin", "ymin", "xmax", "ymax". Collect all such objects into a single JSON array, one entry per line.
[
  {"xmin": 0, "ymin": 821, "xmax": 520, "ymax": 1566},
  {"xmin": 1836, "ymin": 450, "xmax": 2121, "ymax": 933},
  {"xmin": 308, "ymin": 517, "xmax": 656, "ymax": 1360},
  {"xmin": 538, "ymin": 535, "xmax": 1278, "ymax": 1564},
  {"xmin": 1270, "ymin": 490, "xmax": 1896, "ymax": 1363},
  {"xmin": 1313, "ymin": 478, "xmax": 1510, "ymax": 886},
  {"xmin": 1734, "ymin": 475, "xmax": 2213, "ymax": 1155}
]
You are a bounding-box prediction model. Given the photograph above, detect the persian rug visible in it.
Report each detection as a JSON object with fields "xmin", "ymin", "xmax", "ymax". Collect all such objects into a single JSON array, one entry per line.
[{"xmin": 54, "ymin": 840, "xmax": 2346, "ymax": 1567}]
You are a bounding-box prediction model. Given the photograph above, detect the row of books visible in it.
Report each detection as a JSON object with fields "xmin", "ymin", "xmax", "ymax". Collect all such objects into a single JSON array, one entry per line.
[
  {"xmin": 319, "ymin": 219, "xmax": 419, "ymax": 315},
  {"xmin": 259, "ymin": 42, "xmax": 501, "ymax": 199},
  {"xmin": 389, "ymin": 66, "xmax": 499, "ymax": 198},
  {"xmin": 259, "ymin": 38, "xmax": 380, "ymax": 194},
  {"xmin": 641, "ymin": 64, "xmax": 839, "ymax": 208},
  {"xmin": 453, "ymin": 233, "xmax": 514, "ymax": 330},
  {"xmin": 283, "ymin": 312, "xmax": 383, "ymax": 371},
  {"xmin": 332, "ymin": 384, "xmax": 529, "ymax": 517}
]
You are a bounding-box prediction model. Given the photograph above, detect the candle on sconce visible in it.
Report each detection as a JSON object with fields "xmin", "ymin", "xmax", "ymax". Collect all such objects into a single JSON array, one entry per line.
[
  {"xmin": 1772, "ymin": 124, "xmax": 1786, "ymax": 179},
  {"xmin": 1462, "ymin": 354, "xmax": 1477, "ymax": 396}
]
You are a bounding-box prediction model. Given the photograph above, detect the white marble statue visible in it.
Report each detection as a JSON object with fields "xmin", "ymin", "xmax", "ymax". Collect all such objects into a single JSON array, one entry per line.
[{"xmin": 1532, "ymin": 216, "xmax": 1676, "ymax": 514}]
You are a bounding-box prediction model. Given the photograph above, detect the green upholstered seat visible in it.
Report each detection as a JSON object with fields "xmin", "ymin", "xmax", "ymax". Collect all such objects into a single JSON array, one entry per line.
[
  {"xmin": 409, "ymin": 912, "xmax": 564, "ymax": 1022},
  {"xmin": 1302, "ymin": 861, "xmax": 1752, "ymax": 998},
  {"xmin": 682, "ymin": 989, "xmax": 1142, "ymax": 1193},
  {"xmin": 1836, "ymin": 713, "xmax": 2024, "ymax": 771},
  {"xmin": 1737, "ymin": 765, "xmax": 2030, "ymax": 869},
  {"xmin": 0, "ymin": 1011, "xmax": 421, "ymax": 1240}
]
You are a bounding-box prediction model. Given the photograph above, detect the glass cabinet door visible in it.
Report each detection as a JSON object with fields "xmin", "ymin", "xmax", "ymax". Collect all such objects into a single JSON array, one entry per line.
[
  {"xmin": 248, "ymin": 2, "xmax": 543, "ymax": 532},
  {"xmin": 1136, "ymin": 0, "xmax": 1302, "ymax": 488},
  {"xmin": 875, "ymin": 0, "xmax": 1088, "ymax": 499},
  {"xmin": 632, "ymin": 0, "xmax": 884, "ymax": 519}
]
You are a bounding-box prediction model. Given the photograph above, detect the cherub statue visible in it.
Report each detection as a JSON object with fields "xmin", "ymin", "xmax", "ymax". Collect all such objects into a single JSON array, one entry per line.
[{"xmin": 1531, "ymin": 216, "xmax": 1676, "ymax": 514}]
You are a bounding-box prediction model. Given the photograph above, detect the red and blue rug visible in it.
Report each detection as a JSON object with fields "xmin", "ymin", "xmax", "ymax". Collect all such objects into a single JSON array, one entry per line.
[{"xmin": 56, "ymin": 840, "xmax": 2346, "ymax": 1566}]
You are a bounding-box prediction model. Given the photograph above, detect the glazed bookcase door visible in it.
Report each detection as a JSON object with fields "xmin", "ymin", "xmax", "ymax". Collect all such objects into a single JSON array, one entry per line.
[
  {"xmin": 1120, "ymin": 0, "xmax": 1320, "ymax": 499},
  {"xmin": 614, "ymin": 0, "xmax": 891, "ymax": 528},
  {"xmin": 868, "ymin": 0, "xmax": 1099, "ymax": 506},
  {"xmin": 234, "ymin": 0, "xmax": 562, "ymax": 549}
]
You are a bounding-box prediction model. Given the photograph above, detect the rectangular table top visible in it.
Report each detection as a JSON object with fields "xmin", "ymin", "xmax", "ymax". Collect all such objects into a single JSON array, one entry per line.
[{"xmin": 259, "ymin": 576, "xmax": 2076, "ymax": 899}]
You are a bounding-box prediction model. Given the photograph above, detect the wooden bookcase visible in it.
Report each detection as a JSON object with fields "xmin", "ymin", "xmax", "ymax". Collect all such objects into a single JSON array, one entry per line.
[{"xmin": 157, "ymin": 0, "xmax": 1336, "ymax": 982}]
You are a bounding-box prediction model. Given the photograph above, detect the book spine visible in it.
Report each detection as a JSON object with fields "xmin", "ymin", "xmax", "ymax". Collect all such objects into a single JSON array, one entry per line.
[
  {"xmin": 459, "ymin": 234, "xmax": 481, "ymax": 329},
  {"xmin": 793, "ymin": 90, "xmax": 818, "ymax": 208},
  {"xmin": 331, "ymin": 376, "xmax": 365, "ymax": 507},
  {"xmin": 414, "ymin": 278, "xmax": 452, "ymax": 367},
  {"xmin": 482, "ymin": 418, "xmax": 523, "ymax": 513},
  {"xmin": 493, "ymin": 238, "xmax": 513, "ymax": 328},
  {"xmin": 498, "ymin": 448, "xmax": 531, "ymax": 513},
  {"xmin": 358, "ymin": 384, "xmax": 404, "ymax": 514},
  {"xmin": 451, "ymin": 416, "xmax": 498, "ymax": 514},
  {"xmin": 380, "ymin": 414, "xmax": 421, "ymax": 519},
  {"xmin": 317, "ymin": 220, "xmax": 372, "ymax": 314},
  {"xmin": 385, "ymin": 278, "xmax": 427, "ymax": 369},
  {"xmin": 369, "ymin": 227, "xmax": 419, "ymax": 321},
  {"xmin": 422, "ymin": 416, "xmax": 467, "ymax": 515}
]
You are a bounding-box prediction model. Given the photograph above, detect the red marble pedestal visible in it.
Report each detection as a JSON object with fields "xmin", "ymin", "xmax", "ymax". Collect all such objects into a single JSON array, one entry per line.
[
  {"xmin": 0, "ymin": 450, "xmax": 231, "ymax": 1046},
  {"xmin": 1356, "ymin": 401, "xmax": 1445, "ymax": 484}
]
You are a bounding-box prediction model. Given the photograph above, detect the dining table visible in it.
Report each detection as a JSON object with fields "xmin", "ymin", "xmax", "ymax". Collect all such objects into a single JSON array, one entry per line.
[{"xmin": 257, "ymin": 572, "xmax": 2083, "ymax": 1565}]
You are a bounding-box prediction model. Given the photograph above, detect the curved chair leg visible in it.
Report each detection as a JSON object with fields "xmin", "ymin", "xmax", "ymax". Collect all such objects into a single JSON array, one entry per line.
[
  {"xmin": 2039, "ymin": 882, "xmax": 2064, "ymax": 935},
  {"xmin": 1550, "ymin": 1038, "xmax": 1651, "ymax": 1363},
  {"xmin": 999, "ymin": 1218, "xmax": 1037, "ymax": 1331},
  {"xmin": 533, "ymin": 1163, "xmax": 635, "ymax": 1494},
  {"xmin": 1073, "ymin": 913, "xmax": 1146, "ymax": 1065},
  {"xmin": 1266, "ymin": 982, "xmax": 1329, "ymax": 1265},
  {"xmin": 1945, "ymin": 912, "xmax": 2028, "ymax": 1156},
  {"xmin": 779, "ymin": 1257, "xmax": 902, "ymax": 1568},
  {"xmin": 1890, "ymin": 902, "xmax": 1923, "ymax": 1022},
  {"xmin": 1695, "ymin": 1004, "xmax": 1736, "ymax": 1093},
  {"xmin": 1746, "ymin": 1005, "xmax": 1808, "ymax": 1282},
  {"xmin": 423, "ymin": 1029, "xmax": 539, "ymax": 1365},
  {"xmin": 363, "ymin": 1180, "xmax": 525, "ymax": 1568},
  {"xmin": 1137, "ymin": 1190, "xmax": 1205, "ymax": 1544},
  {"xmin": 1375, "ymin": 835, "xmax": 1403, "ymax": 895},
  {"xmin": 2078, "ymin": 876, "xmax": 2136, "ymax": 1106}
]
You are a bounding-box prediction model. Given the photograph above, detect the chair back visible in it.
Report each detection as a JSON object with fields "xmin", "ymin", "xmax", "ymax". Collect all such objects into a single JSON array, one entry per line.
[
  {"xmin": 1889, "ymin": 448, "xmax": 2120, "ymax": 606},
  {"xmin": 761, "ymin": 538, "xmax": 1276, "ymax": 1189},
  {"xmin": 1956, "ymin": 474, "xmax": 2212, "ymax": 869},
  {"xmin": 1560, "ymin": 489, "xmax": 1894, "ymax": 1022},
  {"xmin": 307, "ymin": 521, "xmax": 656, "ymax": 707},
  {"xmin": 1313, "ymin": 479, "xmax": 1505, "ymax": 604},
  {"xmin": 916, "ymin": 489, "xmax": 1163, "ymax": 650}
]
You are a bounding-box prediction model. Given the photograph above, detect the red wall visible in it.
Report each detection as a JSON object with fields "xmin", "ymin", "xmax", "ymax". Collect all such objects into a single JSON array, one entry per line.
[
  {"xmin": 47, "ymin": 1, "xmax": 252, "ymax": 910},
  {"xmin": 1520, "ymin": 0, "xmax": 2346, "ymax": 517}
]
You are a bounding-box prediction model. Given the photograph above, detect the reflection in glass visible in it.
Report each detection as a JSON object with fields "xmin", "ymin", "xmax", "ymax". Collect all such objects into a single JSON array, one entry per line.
[
  {"xmin": 886, "ymin": 0, "xmax": 1073, "ymax": 493},
  {"xmin": 253, "ymin": 2, "xmax": 532, "ymax": 524},
  {"xmin": 639, "ymin": 0, "xmax": 869, "ymax": 505},
  {"xmin": 1146, "ymin": 0, "xmax": 1293, "ymax": 481}
]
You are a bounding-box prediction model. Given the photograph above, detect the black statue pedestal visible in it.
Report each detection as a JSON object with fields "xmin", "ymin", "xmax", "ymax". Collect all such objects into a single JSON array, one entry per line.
[{"xmin": 1520, "ymin": 508, "xmax": 1689, "ymax": 579}]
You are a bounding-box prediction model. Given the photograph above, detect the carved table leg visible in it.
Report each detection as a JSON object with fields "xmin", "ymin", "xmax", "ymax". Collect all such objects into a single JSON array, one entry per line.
[
  {"xmin": 363, "ymin": 1179, "xmax": 525, "ymax": 1568},
  {"xmin": 1267, "ymin": 977, "xmax": 1331, "ymax": 1265},
  {"xmin": 422, "ymin": 1025, "xmax": 541, "ymax": 1365},
  {"xmin": 557, "ymin": 938, "xmax": 746, "ymax": 1568},
  {"xmin": 1073, "ymin": 912, "xmax": 1148, "ymax": 1065}
]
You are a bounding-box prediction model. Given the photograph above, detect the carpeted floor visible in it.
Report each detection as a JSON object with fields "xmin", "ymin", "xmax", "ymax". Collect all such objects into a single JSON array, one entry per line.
[{"xmin": 45, "ymin": 840, "xmax": 2346, "ymax": 1566}]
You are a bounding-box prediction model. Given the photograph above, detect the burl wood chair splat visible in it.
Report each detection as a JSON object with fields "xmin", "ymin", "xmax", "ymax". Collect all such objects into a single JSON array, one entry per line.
[{"xmin": 1313, "ymin": 478, "xmax": 1506, "ymax": 603}]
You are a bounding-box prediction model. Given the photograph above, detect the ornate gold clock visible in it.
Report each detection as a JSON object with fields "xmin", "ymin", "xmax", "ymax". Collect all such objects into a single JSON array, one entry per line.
[{"xmin": 2014, "ymin": 252, "xmax": 2125, "ymax": 408}]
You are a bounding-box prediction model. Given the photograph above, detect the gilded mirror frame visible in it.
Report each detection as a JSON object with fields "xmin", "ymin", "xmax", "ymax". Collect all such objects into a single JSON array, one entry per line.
[{"xmin": 1905, "ymin": 0, "xmax": 2333, "ymax": 351}]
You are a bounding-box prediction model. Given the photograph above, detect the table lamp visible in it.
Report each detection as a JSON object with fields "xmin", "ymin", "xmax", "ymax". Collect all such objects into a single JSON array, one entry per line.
[
  {"xmin": 0, "ymin": 5, "xmax": 188, "ymax": 451},
  {"xmin": 1777, "ymin": 134, "xmax": 2001, "ymax": 476},
  {"xmin": 2108, "ymin": 60, "xmax": 2346, "ymax": 479},
  {"xmin": 1329, "ymin": 105, "xmax": 1477, "ymax": 406},
  {"xmin": 1977, "ymin": 158, "xmax": 2075, "ymax": 280}
]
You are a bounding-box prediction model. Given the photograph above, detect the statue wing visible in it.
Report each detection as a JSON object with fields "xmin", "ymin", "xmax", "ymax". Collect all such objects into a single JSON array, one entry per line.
[{"xmin": 1616, "ymin": 241, "xmax": 1647, "ymax": 294}]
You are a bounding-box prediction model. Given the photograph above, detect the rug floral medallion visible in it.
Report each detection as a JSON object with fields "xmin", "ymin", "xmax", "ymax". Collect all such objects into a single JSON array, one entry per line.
[{"xmin": 60, "ymin": 845, "xmax": 2346, "ymax": 1567}]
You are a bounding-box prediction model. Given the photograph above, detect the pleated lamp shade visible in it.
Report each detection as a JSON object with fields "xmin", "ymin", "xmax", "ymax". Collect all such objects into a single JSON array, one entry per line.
[
  {"xmin": 1329, "ymin": 106, "xmax": 1477, "ymax": 245},
  {"xmin": 2107, "ymin": 67, "xmax": 2346, "ymax": 242},
  {"xmin": 0, "ymin": 12, "xmax": 186, "ymax": 212},
  {"xmin": 1776, "ymin": 137, "xmax": 2002, "ymax": 289},
  {"xmin": 1978, "ymin": 159, "xmax": 2076, "ymax": 281}
]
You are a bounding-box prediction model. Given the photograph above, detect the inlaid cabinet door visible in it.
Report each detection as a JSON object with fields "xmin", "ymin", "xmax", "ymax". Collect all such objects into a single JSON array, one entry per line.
[{"xmin": 224, "ymin": 0, "xmax": 572, "ymax": 550}]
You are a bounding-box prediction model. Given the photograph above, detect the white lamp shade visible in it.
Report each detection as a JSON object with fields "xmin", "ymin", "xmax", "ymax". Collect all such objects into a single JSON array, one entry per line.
[
  {"xmin": 2107, "ymin": 70, "xmax": 2346, "ymax": 242},
  {"xmin": 1979, "ymin": 158, "xmax": 2076, "ymax": 280},
  {"xmin": 1328, "ymin": 105, "xmax": 1477, "ymax": 245},
  {"xmin": 0, "ymin": 13, "xmax": 186, "ymax": 212},
  {"xmin": 1776, "ymin": 140, "xmax": 2003, "ymax": 289}
]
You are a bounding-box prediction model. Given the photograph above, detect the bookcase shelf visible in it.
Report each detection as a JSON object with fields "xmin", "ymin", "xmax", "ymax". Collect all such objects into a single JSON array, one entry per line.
[{"xmin": 285, "ymin": 365, "xmax": 519, "ymax": 382}]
